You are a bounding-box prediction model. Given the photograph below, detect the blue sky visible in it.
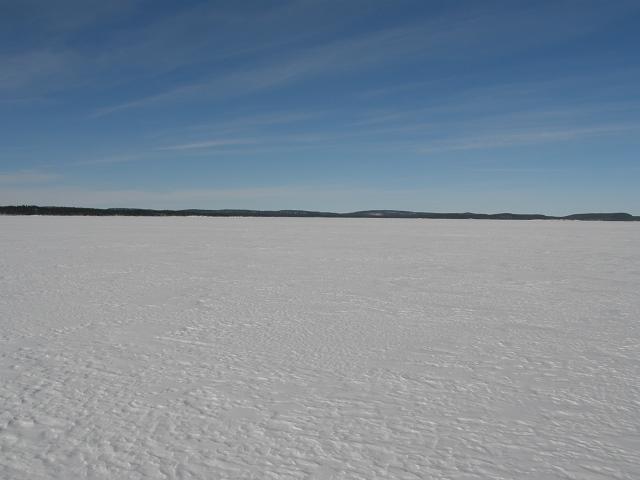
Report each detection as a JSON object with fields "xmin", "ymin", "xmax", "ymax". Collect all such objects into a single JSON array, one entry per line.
[{"xmin": 1, "ymin": 0, "xmax": 639, "ymax": 214}]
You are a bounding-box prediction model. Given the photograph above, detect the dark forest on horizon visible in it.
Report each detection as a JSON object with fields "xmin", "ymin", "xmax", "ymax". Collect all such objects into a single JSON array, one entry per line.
[{"xmin": 1, "ymin": 205, "xmax": 638, "ymax": 221}]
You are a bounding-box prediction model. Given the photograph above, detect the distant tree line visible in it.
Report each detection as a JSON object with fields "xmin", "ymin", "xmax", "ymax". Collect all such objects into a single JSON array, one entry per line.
[{"xmin": 0, "ymin": 205, "xmax": 637, "ymax": 221}]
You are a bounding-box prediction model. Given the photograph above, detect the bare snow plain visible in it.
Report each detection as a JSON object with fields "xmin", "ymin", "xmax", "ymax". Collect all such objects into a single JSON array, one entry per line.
[{"xmin": 1, "ymin": 216, "xmax": 639, "ymax": 480}]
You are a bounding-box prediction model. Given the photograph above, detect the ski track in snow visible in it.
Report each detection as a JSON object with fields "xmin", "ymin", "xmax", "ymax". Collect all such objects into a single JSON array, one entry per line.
[{"xmin": 1, "ymin": 217, "xmax": 639, "ymax": 479}]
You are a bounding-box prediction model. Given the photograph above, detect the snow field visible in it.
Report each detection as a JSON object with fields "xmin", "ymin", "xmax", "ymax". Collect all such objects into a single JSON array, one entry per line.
[{"xmin": 0, "ymin": 217, "xmax": 639, "ymax": 479}]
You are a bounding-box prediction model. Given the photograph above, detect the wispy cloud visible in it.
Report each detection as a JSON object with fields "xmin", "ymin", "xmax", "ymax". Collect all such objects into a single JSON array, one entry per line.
[
  {"xmin": 2, "ymin": 1, "xmax": 327, "ymax": 98},
  {"xmin": 5, "ymin": 0, "xmax": 638, "ymax": 107},
  {"xmin": 181, "ymin": 111, "xmax": 328, "ymax": 134},
  {"xmin": 154, "ymin": 101, "xmax": 640, "ymax": 155},
  {"xmin": 0, "ymin": 170, "xmax": 62, "ymax": 184},
  {"xmin": 158, "ymin": 138, "xmax": 257, "ymax": 151},
  {"xmin": 418, "ymin": 123, "xmax": 640, "ymax": 153},
  {"xmin": 66, "ymin": 153, "xmax": 150, "ymax": 167},
  {"xmin": 93, "ymin": 17, "xmax": 473, "ymax": 117},
  {"xmin": 0, "ymin": 50, "xmax": 73, "ymax": 91},
  {"xmin": 95, "ymin": 3, "xmax": 604, "ymax": 117}
]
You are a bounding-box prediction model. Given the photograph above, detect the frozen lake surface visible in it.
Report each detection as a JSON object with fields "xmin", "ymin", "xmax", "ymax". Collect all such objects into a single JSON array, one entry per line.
[{"xmin": 1, "ymin": 217, "xmax": 639, "ymax": 479}]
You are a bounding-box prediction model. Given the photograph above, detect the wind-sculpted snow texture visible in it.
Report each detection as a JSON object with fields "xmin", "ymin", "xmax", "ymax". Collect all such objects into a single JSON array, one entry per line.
[{"xmin": 1, "ymin": 217, "xmax": 639, "ymax": 479}]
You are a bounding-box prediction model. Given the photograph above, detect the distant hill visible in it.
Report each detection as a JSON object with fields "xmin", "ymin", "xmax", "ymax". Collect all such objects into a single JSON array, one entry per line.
[{"xmin": 1, "ymin": 205, "xmax": 638, "ymax": 221}]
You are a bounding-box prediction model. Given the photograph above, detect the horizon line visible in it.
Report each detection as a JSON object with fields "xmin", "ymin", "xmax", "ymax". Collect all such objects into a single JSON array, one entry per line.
[{"xmin": 1, "ymin": 205, "xmax": 638, "ymax": 221}]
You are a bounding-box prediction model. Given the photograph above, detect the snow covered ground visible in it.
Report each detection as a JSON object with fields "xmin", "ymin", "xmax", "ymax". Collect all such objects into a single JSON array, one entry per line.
[{"xmin": 1, "ymin": 216, "xmax": 639, "ymax": 479}]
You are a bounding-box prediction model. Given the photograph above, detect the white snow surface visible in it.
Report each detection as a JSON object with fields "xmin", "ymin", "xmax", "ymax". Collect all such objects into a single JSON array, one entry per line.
[{"xmin": 1, "ymin": 216, "xmax": 639, "ymax": 479}]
